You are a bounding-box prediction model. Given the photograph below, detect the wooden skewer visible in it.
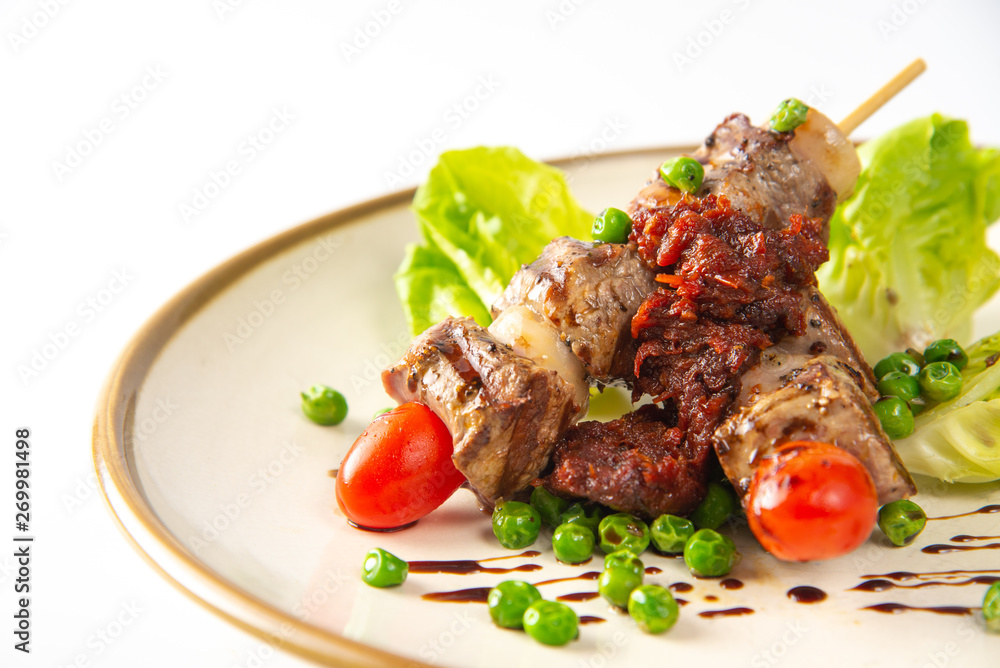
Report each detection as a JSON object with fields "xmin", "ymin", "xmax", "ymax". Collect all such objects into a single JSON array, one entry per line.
[{"xmin": 838, "ymin": 58, "xmax": 926, "ymax": 136}]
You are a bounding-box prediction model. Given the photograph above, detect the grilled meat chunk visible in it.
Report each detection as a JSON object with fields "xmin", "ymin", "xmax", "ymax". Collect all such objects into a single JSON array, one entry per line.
[
  {"xmin": 735, "ymin": 286, "xmax": 878, "ymax": 407},
  {"xmin": 381, "ymin": 317, "xmax": 579, "ymax": 502},
  {"xmin": 716, "ymin": 285, "xmax": 915, "ymax": 505},
  {"xmin": 713, "ymin": 354, "xmax": 917, "ymax": 505},
  {"xmin": 544, "ymin": 405, "xmax": 709, "ymax": 518},
  {"xmin": 630, "ymin": 113, "xmax": 848, "ymax": 238},
  {"xmin": 492, "ymin": 237, "xmax": 657, "ymax": 383}
]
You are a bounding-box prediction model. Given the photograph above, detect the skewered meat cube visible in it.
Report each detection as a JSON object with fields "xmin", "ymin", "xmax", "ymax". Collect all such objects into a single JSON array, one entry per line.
[{"xmin": 382, "ymin": 317, "xmax": 580, "ymax": 501}]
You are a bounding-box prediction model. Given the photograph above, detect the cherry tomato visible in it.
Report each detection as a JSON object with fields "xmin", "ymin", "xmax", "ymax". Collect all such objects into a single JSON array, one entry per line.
[
  {"xmin": 746, "ymin": 441, "xmax": 877, "ymax": 562},
  {"xmin": 336, "ymin": 402, "xmax": 465, "ymax": 530}
]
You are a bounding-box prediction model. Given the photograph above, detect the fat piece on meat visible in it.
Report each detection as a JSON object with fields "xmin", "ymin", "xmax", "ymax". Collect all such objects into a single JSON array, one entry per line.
[
  {"xmin": 492, "ymin": 237, "xmax": 657, "ymax": 384},
  {"xmin": 381, "ymin": 317, "xmax": 580, "ymax": 503}
]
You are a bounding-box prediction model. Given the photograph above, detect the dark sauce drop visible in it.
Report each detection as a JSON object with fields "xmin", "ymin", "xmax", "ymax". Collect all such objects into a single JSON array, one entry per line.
[
  {"xmin": 921, "ymin": 542, "xmax": 1000, "ymax": 555},
  {"xmin": 928, "ymin": 504, "xmax": 1000, "ymax": 521},
  {"xmin": 669, "ymin": 582, "xmax": 694, "ymax": 593},
  {"xmin": 862, "ymin": 568, "xmax": 1000, "ymax": 581},
  {"xmin": 863, "ymin": 603, "xmax": 975, "ymax": 616},
  {"xmin": 579, "ymin": 616, "xmax": 606, "ymax": 625},
  {"xmin": 645, "ymin": 566, "xmax": 663, "ymax": 575},
  {"xmin": 556, "ymin": 592, "xmax": 600, "ymax": 602},
  {"xmin": 852, "ymin": 579, "xmax": 894, "ymax": 592},
  {"xmin": 951, "ymin": 534, "xmax": 1000, "ymax": 543},
  {"xmin": 699, "ymin": 607, "xmax": 755, "ymax": 619},
  {"xmin": 853, "ymin": 575, "xmax": 1000, "ymax": 592},
  {"xmin": 719, "ymin": 578, "xmax": 744, "ymax": 590},
  {"xmin": 480, "ymin": 551, "xmax": 542, "ymax": 562},
  {"xmin": 787, "ymin": 586, "xmax": 826, "ymax": 603},
  {"xmin": 704, "ymin": 595, "xmax": 719, "ymax": 602},
  {"xmin": 534, "ymin": 571, "xmax": 601, "ymax": 587},
  {"xmin": 422, "ymin": 587, "xmax": 491, "ymax": 604},
  {"xmin": 348, "ymin": 519, "xmax": 418, "ymax": 532},
  {"xmin": 408, "ymin": 558, "xmax": 541, "ymax": 575},
  {"xmin": 676, "ymin": 598, "xmax": 689, "ymax": 607}
]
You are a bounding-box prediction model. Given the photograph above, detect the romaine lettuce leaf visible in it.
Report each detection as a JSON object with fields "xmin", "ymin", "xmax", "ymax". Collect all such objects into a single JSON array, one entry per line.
[
  {"xmin": 896, "ymin": 332, "xmax": 1000, "ymax": 482},
  {"xmin": 395, "ymin": 147, "xmax": 593, "ymax": 336},
  {"xmin": 394, "ymin": 243, "xmax": 492, "ymax": 338},
  {"xmin": 817, "ymin": 114, "xmax": 1000, "ymax": 363}
]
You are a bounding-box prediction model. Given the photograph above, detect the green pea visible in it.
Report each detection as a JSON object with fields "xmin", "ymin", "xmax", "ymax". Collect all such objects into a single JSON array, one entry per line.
[
  {"xmin": 560, "ymin": 503, "xmax": 603, "ymax": 535},
  {"xmin": 873, "ymin": 396, "xmax": 915, "ymax": 439},
  {"xmin": 659, "ymin": 156, "xmax": 705, "ymax": 194},
  {"xmin": 592, "ymin": 207, "xmax": 633, "ymax": 244},
  {"xmin": 522, "ymin": 600, "xmax": 579, "ymax": 646},
  {"xmin": 873, "ymin": 352, "xmax": 921, "ymax": 380},
  {"xmin": 683, "ymin": 528, "xmax": 738, "ymax": 578},
  {"xmin": 923, "ymin": 339, "xmax": 968, "ymax": 371},
  {"xmin": 984, "ymin": 581, "xmax": 1000, "ymax": 633},
  {"xmin": 598, "ymin": 513, "xmax": 650, "ymax": 555},
  {"xmin": 876, "ymin": 371, "xmax": 921, "ymax": 402},
  {"xmin": 487, "ymin": 580, "xmax": 542, "ymax": 629},
  {"xmin": 492, "ymin": 501, "xmax": 541, "ymax": 549},
  {"xmin": 690, "ymin": 482, "xmax": 736, "ymax": 530},
  {"xmin": 300, "ymin": 385, "xmax": 348, "ymax": 425},
  {"xmin": 628, "ymin": 584, "xmax": 679, "ymax": 634},
  {"xmin": 919, "ymin": 361, "xmax": 964, "ymax": 402},
  {"xmin": 769, "ymin": 98, "xmax": 809, "ymax": 133},
  {"xmin": 531, "ymin": 486, "xmax": 570, "ymax": 528},
  {"xmin": 604, "ymin": 549, "xmax": 644, "ymax": 576},
  {"xmin": 650, "ymin": 514, "xmax": 695, "ymax": 554},
  {"xmin": 877, "ymin": 499, "xmax": 927, "ymax": 547},
  {"xmin": 552, "ymin": 523, "xmax": 595, "ymax": 564},
  {"xmin": 598, "ymin": 565, "xmax": 644, "ymax": 608},
  {"xmin": 361, "ymin": 548, "xmax": 408, "ymax": 587}
]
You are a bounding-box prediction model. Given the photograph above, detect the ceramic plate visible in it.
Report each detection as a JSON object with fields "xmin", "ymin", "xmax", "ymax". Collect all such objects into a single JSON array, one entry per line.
[{"xmin": 94, "ymin": 148, "xmax": 1000, "ymax": 667}]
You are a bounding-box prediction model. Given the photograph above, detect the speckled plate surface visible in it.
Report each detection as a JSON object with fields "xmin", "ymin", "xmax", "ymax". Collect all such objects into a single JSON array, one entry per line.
[{"xmin": 94, "ymin": 148, "xmax": 1000, "ymax": 667}]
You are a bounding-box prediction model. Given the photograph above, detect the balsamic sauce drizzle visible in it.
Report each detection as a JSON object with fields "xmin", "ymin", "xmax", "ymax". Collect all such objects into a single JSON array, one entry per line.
[
  {"xmin": 417, "ymin": 501, "xmax": 1000, "ymax": 626},
  {"xmin": 927, "ymin": 504, "xmax": 1000, "ymax": 521},
  {"xmin": 408, "ymin": 551, "xmax": 542, "ymax": 575},
  {"xmin": 855, "ymin": 502, "xmax": 1000, "ymax": 616},
  {"xmin": 921, "ymin": 542, "xmax": 1000, "ymax": 555},
  {"xmin": 863, "ymin": 603, "xmax": 977, "ymax": 616},
  {"xmin": 698, "ymin": 607, "xmax": 755, "ymax": 618}
]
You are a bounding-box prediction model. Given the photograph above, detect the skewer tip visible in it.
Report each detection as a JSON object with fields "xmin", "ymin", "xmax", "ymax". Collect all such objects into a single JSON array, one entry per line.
[{"xmin": 838, "ymin": 58, "xmax": 927, "ymax": 136}]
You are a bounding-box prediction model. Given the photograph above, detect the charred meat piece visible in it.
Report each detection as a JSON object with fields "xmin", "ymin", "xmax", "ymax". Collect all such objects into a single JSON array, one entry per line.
[
  {"xmin": 716, "ymin": 285, "xmax": 915, "ymax": 505},
  {"xmin": 628, "ymin": 194, "xmax": 828, "ymax": 430},
  {"xmin": 492, "ymin": 237, "xmax": 657, "ymax": 383},
  {"xmin": 713, "ymin": 354, "xmax": 917, "ymax": 505},
  {"xmin": 735, "ymin": 286, "xmax": 878, "ymax": 408},
  {"xmin": 382, "ymin": 317, "xmax": 579, "ymax": 502},
  {"xmin": 630, "ymin": 111, "xmax": 857, "ymax": 239},
  {"xmin": 544, "ymin": 405, "xmax": 709, "ymax": 518}
]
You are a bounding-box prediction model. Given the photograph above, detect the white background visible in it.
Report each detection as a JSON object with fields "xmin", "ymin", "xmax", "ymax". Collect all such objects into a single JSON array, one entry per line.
[{"xmin": 2, "ymin": 0, "xmax": 999, "ymax": 666}]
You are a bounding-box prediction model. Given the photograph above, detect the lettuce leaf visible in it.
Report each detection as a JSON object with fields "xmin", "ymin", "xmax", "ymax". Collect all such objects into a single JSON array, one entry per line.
[
  {"xmin": 896, "ymin": 332, "xmax": 1000, "ymax": 482},
  {"xmin": 817, "ymin": 114, "xmax": 1000, "ymax": 363},
  {"xmin": 395, "ymin": 147, "xmax": 593, "ymax": 336}
]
